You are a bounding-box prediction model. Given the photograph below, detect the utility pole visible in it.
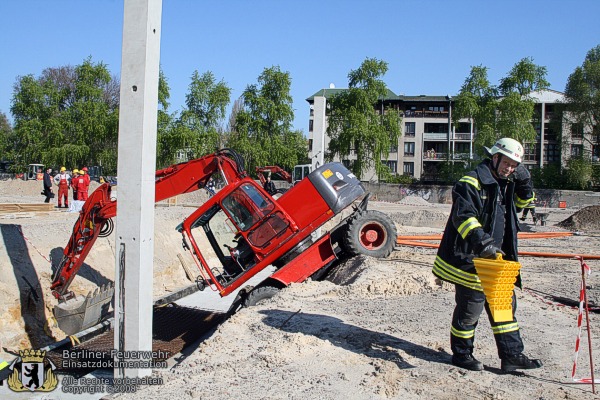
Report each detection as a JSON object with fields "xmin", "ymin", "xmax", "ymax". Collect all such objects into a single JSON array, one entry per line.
[{"xmin": 114, "ymin": 0, "xmax": 162, "ymax": 379}]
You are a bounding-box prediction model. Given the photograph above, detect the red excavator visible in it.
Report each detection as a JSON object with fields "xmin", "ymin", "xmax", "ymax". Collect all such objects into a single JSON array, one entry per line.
[
  {"xmin": 51, "ymin": 149, "xmax": 396, "ymax": 334},
  {"xmin": 256, "ymin": 166, "xmax": 292, "ymax": 185},
  {"xmin": 256, "ymin": 165, "xmax": 293, "ymax": 195}
]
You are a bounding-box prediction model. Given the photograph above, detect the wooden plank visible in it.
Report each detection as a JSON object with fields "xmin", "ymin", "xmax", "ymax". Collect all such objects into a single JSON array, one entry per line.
[{"xmin": 0, "ymin": 203, "xmax": 55, "ymax": 214}]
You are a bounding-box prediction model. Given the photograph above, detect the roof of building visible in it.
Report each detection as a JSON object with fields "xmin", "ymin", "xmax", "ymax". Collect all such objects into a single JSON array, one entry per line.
[
  {"xmin": 307, "ymin": 88, "xmax": 564, "ymax": 104},
  {"xmin": 306, "ymin": 88, "xmax": 452, "ymax": 103}
]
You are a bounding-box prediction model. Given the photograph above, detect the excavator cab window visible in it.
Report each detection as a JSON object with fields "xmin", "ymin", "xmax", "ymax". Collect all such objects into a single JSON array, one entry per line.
[
  {"xmin": 186, "ymin": 204, "xmax": 257, "ymax": 284},
  {"xmin": 222, "ymin": 184, "xmax": 274, "ymax": 232}
]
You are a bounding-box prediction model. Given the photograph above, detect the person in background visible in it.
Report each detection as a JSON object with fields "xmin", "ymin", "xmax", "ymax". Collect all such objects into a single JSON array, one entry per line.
[
  {"xmin": 433, "ymin": 137, "xmax": 542, "ymax": 372},
  {"xmin": 263, "ymin": 175, "xmax": 277, "ymax": 195},
  {"xmin": 206, "ymin": 177, "xmax": 216, "ymax": 197},
  {"xmin": 71, "ymin": 169, "xmax": 80, "ymax": 201},
  {"xmin": 520, "ymin": 195, "xmax": 537, "ymax": 224},
  {"xmin": 42, "ymin": 167, "xmax": 53, "ymax": 203},
  {"xmin": 80, "ymin": 167, "xmax": 90, "ymax": 201},
  {"xmin": 53, "ymin": 166, "xmax": 71, "ymax": 208},
  {"xmin": 99, "ymin": 176, "xmax": 106, "ymax": 184}
]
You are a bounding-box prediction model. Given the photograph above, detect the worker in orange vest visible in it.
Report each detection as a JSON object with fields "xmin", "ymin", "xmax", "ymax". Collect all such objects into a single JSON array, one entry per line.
[{"xmin": 53, "ymin": 167, "xmax": 71, "ymax": 208}]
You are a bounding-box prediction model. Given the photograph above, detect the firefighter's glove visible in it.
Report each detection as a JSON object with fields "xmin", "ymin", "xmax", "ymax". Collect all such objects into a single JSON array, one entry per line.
[
  {"xmin": 476, "ymin": 237, "xmax": 505, "ymax": 259},
  {"xmin": 512, "ymin": 164, "xmax": 531, "ymax": 184}
]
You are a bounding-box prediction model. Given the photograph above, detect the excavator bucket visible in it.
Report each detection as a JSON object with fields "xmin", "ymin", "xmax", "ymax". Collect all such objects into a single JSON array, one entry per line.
[{"xmin": 53, "ymin": 283, "xmax": 114, "ymax": 335}]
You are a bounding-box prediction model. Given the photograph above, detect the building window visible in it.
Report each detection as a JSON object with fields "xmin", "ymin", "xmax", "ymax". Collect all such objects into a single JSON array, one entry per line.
[
  {"xmin": 309, "ymin": 119, "xmax": 313, "ymax": 132},
  {"xmin": 454, "ymin": 122, "xmax": 471, "ymax": 133},
  {"xmin": 389, "ymin": 143, "xmax": 398, "ymax": 153},
  {"xmin": 571, "ymin": 144, "xmax": 583, "ymax": 157},
  {"xmin": 403, "ymin": 162, "xmax": 414, "ymax": 176},
  {"xmin": 544, "ymin": 143, "xmax": 560, "ymax": 162},
  {"xmin": 428, "ymin": 106, "xmax": 445, "ymax": 112},
  {"xmin": 404, "ymin": 122, "xmax": 415, "ymax": 137},
  {"xmin": 544, "ymin": 125, "xmax": 557, "ymax": 142},
  {"xmin": 524, "ymin": 143, "xmax": 538, "ymax": 162},
  {"xmin": 404, "ymin": 142, "xmax": 415, "ymax": 157},
  {"xmin": 308, "ymin": 139, "xmax": 313, "ymax": 152},
  {"xmin": 382, "ymin": 160, "xmax": 397, "ymax": 173},
  {"xmin": 424, "ymin": 123, "xmax": 447, "ymax": 134},
  {"xmin": 571, "ymin": 123, "xmax": 583, "ymax": 139}
]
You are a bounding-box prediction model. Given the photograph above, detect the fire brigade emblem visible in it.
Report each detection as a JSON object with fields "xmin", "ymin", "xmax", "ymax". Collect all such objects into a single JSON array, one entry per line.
[{"xmin": 7, "ymin": 349, "xmax": 58, "ymax": 392}]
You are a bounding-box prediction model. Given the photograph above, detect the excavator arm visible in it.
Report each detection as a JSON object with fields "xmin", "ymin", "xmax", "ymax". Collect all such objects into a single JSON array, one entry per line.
[
  {"xmin": 50, "ymin": 149, "xmax": 247, "ymax": 334},
  {"xmin": 256, "ymin": 165, "xmax": 292, "ymax": 186}
]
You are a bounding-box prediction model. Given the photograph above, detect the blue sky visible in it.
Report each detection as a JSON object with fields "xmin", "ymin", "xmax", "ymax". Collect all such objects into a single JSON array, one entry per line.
[{"xmin": 1, "ymin": 0, "xmax": 599, "ymax": 134}]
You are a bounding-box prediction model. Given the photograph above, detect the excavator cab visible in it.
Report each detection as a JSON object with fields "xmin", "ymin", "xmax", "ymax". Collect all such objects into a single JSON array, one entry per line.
[{"xmin": 182, "ymin": 180, "xmax": 294, "ymax": 294}]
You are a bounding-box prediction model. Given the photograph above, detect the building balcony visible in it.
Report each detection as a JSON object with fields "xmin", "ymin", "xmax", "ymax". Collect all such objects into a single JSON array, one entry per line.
[
  {"xmin": 404, "ymin": 110, "xmax": 449, "ymax": 118},
  {"xmin": 453, "ymin": 133, "xmax": 472, "ymax": 140},
  {"xmin": 420, "ymin": 174, "xmax": 445, "ymax": 182},
  {"xmin": 423, "ymin": 152, "xmax": 446, "ymax": 160},
  {"xmin": 453, "ymin": 152, "xmax": 471, "ymax": 160},
  {"xmin": 424, "ymin": 133, "xmax": 448, "ymax": 140},
  {"xmin": 423, "ymin": 152, "xmax": 471, "ymax": 161}
]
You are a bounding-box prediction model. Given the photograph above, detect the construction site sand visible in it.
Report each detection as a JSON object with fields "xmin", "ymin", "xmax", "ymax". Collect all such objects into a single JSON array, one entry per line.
[{"xmin": 0, "ymin": 181, "xmax": 599, "ymax": 399}]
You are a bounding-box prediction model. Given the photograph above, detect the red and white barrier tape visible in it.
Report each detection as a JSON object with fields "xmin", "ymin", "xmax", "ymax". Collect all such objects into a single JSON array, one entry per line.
[
  {"xmin": 571, "ymin": 258, "xmax": 596, "ymax": 387},
  {"xmin": 523, "ymin": 287, "xmax": 600, "ymax": 312}
]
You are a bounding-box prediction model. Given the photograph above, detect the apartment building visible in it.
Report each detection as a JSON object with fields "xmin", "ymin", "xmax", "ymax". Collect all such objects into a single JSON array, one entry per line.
[{"xmin": 306, "ymin": 88, "xmax": 566, "ymax": 182}]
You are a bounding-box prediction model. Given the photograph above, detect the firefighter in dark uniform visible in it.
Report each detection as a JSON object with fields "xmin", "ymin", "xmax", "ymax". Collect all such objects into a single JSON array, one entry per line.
[
  {"xmin": 433, "ymin": 137, "xmax": 543, "ymax": 372},
  {"xmin": 263, "ymin": 175, "xmax": 277, "ymax": 195},
  {"xmin": 520, "ymin": 195, "xmax": 537, "ymax": 223}
]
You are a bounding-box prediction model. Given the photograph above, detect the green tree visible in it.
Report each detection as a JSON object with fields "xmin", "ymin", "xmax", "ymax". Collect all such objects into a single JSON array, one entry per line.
[
  {"xmin": 230, "ymin": 66, "xmax": 307, "ymax": 173},
  {"xmin": 66, "ymin": 58, "xmax": 119, "ymax": 172},
  {"xmin": 453, "ymin": 58, "xmax": 549, "ymax": 157},
  {"xmin": 10, "ymin": 58, "xmax": 119, "ymax": 172},
  {"xmin": 325, "ymin": 58, "xmax": 402, "ymax": 180},
  {"xmin": 156, "ymin": 69, "xmax": 181, "ymax": 168},
  {"xmin": 451, "ymin": 65, "xmax": 498, "ymax": 158},
  {"xmin": 564, "ymin": 45, "xmax": 600, "ymax": 157},
  {"xmin": 177, "ymin": 70, "xmax": 231, "ymax": 159},
  {"xmin": 530, "ymin": 164, "xmax": 565, "ymax": 189},
  {"xmin": 0, "ymin": 112, "xmax": 12, "ymax": 160},
  {"xmin": 564, "ymin": 156, "xmax": 593, "ymax": 189}
]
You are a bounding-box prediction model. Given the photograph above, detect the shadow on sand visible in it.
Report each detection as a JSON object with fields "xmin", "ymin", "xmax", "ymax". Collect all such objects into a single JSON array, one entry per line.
[
  {"xmin": 259, "ymin": 309, "xmax": 448, "ymax": 369},
  {"xmin": 49, "ymin": 247, "xmax": 112, "ymax": 290},
  {"xmin": 1, "ymin": 224, "xmax": 54, "ymax": 348}
]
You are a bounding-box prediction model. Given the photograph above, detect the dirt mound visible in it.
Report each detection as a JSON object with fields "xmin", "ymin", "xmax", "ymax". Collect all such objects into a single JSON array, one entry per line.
[
  {"xmin": 325, "ymin": 255, "xmax": 446, "ymax": 297},
  {"xmin": 557, "ymin": 205, "xmax": 600, "ymax": 231},
  {"xmin": 388, "ymin": 209, "xmax": 448, "ymax": 228}
]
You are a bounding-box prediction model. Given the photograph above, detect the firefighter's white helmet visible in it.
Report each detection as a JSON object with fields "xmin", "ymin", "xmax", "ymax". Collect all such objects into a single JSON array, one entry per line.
[{"xmin": 485, "ymin": 138, "xmax": 523, "ymax": 163}]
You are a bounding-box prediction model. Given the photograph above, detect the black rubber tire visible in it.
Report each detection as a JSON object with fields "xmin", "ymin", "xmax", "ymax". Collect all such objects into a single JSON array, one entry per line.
[
  {"xmin": 343, "ymin": 210, "xmax": 397, "ymax": 258},
  {"xmin": 243, "ymin": 285, "xmax": 281, "ymax": 307}
]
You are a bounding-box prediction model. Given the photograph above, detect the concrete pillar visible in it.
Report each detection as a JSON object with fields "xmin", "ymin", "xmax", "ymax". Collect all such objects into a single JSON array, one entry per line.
[
  {"xmin": 114, "ymin": 0, "xmax": 162, "ymax": 378},
  {"xmin": 312, "ymin": 96, "xmax": 327, "ymax": 169}
]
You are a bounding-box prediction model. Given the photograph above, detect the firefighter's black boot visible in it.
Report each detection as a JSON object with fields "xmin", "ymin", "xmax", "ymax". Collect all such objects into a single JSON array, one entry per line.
[
  {"xmin": 452, "ymin": 354, "xmax": 484, "ymax": 371},
  {"xmin": 501, "ymin": 354, "xmax": 543, "ymax": 372}
]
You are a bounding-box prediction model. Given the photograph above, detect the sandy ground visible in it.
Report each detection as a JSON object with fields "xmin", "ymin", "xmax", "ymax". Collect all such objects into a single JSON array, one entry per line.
[{"xmin": 0, "ymin": 179, "xmax": 599, "ymax": 399}]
